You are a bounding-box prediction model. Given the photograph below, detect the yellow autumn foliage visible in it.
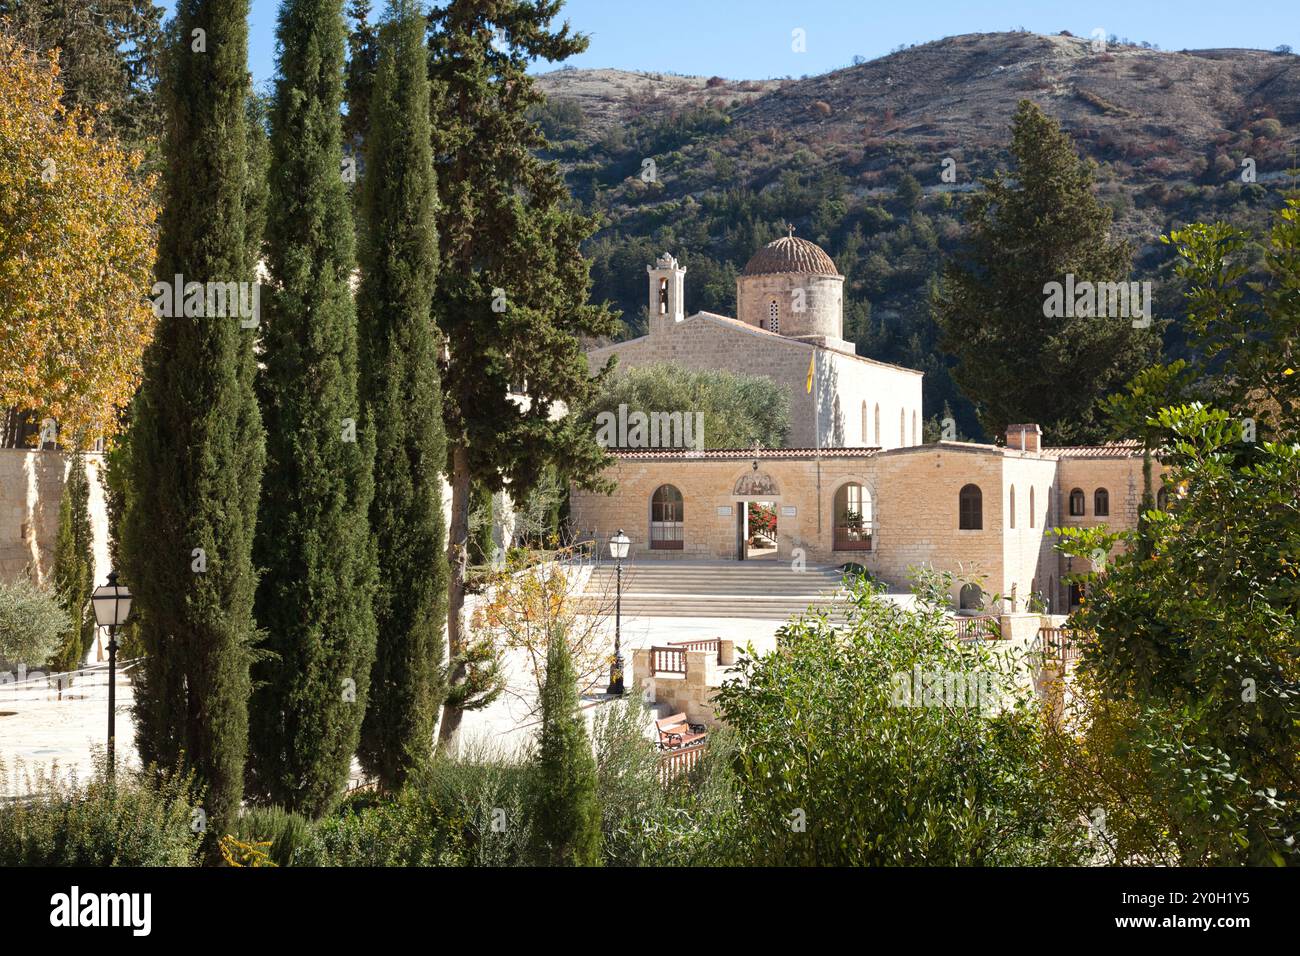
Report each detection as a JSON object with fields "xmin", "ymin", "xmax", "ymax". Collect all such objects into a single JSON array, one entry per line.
[{"xmin": 0, "ymin": 31, "xmax": 158, "ymax": 446}]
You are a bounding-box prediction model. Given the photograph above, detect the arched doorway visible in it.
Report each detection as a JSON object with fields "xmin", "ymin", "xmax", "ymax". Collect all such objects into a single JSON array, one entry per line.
[
  {"xmin": 650, "ymin": 484, "xmax": 683, "ymax": 550},
  {"xmin": 832, "ymin": 481, "xmax": 872, "ymax": 552}
]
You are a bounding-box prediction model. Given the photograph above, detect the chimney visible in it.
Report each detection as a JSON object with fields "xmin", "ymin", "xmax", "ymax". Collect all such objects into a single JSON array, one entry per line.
[{"xmin": 1005, "ymin": 423, "xmax": 1041, "ymax": 453}]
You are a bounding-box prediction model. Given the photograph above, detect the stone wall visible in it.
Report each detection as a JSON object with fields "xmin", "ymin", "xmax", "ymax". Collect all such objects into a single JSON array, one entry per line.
[
  {"xmin": 586, "ymin": 312, "xmax": 923, "ymax": 450},
  {"xmin": 568, "ymin": 441, "xmax": 1152, "ymax": 611},
  {"xmin": 734, "ymin": 272, "xmax": 843, "ymax": 343},
  {"xmin": 0, "ymin": 449, "xmax": 110, "ymax": 589},
  {"xmin": 632, "ymin": 640, "xmax": 735, "ymax": 728}
]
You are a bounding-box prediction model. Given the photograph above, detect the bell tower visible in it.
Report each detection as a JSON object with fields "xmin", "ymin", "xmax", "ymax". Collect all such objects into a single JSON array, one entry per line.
[{"xmin": 647, "ymin": 253, "xmax": 686, "ymax": 335}]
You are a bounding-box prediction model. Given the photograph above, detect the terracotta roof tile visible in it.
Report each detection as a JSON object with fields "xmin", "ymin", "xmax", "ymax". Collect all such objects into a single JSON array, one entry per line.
[
  {"xmin": 610, "ymin": 447, "xmax": 879, "ymax": 461},
  {"xmin": 1043, "ymin": 440, "xmax": 1144, "ymax": 459}
]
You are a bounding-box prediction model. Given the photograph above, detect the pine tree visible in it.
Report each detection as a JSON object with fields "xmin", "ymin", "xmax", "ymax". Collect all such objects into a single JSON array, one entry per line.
[
  {"xmin": 120, "ymin": 0, "xmax": 264, "ymax": 840},
  {"xmin": 933, "ymin": 100, "xmax": 1155, "ymax": 444},
  {"xmin": 428, "ymin": 0, "xmax": 618, "ymax": 746},
  {"xmin": 49, "ymin": 452, "xmax": 95, "ymax": 673},
  {"xmin": 0, "ymin": 0, "xmax": 164, "ymax": 147},
  {"xmin": 246, "ymin": 0, "xmax": 376, "ymax": 817},
  {"xmin": 530, "ymin": 629, "xmax": 602, "ymax": 866},
  {"xmin": 354, "ymin": 0, "xmax": 447, "ymax": 790}
]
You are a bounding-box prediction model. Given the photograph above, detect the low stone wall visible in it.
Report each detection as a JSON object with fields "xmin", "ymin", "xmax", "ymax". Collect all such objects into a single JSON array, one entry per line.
[{"xmin": 632, "ymin": 639, "xmax": 736, "ymax": 729}]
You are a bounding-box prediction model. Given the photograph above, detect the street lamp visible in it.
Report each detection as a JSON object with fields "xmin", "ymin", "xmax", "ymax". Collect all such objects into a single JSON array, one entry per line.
[
  {"xmin": 91, "ymin": 571, "xmax": 132, "ymax": 775},
  {"xmin": 607, "ymin": 530, "xmax": 630, "ymax": 695}
]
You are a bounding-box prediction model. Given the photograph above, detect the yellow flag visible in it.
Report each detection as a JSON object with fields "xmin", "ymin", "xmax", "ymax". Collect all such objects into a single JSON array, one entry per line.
[{"xmin": 806, "ymin": 353, "xmax": 815, "ymax": 393}]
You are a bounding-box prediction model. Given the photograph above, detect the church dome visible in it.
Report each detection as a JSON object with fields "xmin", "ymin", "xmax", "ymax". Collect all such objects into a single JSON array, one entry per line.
[{"xmin": 741, "ymin": 235, "xmax": 840, "ymax": 277}]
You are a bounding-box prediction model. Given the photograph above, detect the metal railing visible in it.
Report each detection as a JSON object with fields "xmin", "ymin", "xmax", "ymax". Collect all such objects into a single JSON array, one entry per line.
[
  {"xmin": 649, "ymin": 520, "xmax": 683, "ymax": 550},
  {"xmin": 833, "ymin": 523, "xmax": 872, "ymax": 551}
]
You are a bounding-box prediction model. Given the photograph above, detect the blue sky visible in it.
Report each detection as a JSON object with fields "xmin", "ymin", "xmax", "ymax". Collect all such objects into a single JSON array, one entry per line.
[{"xmin": 203, "ymin": 0, "xmax": 1299, "ymax": 89}]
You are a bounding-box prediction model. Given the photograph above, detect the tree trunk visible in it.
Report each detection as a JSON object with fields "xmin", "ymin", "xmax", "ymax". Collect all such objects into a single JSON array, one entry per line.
[{"xmin": 438, "ymin": 440, "xmax": 472, "ymax": 748}]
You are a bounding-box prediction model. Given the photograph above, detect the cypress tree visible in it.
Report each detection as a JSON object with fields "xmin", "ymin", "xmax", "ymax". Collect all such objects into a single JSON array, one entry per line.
[
  {"xmin": 530, "ymin": 629, "xmax": 602, "ymax": 866},
  {"xmin": 355, "ymin": 0, "xmax": 447, "ymax": 790},
  {"xmin": 49, "ymin": 452, "xmax": 94, "ymax": 673},
  {"xmin": 246, "ymin": 0, "xmax": 376, "ymax": 816},
  {"xmin": 428, "ymin": 0, "xmax": 618, "ymax": 746},
  {"xmin": 121, "ymin": 0, "xmax": 264, "ymax": 838},
  {"xmin": 933, "ymin": 100, "xmax": 1155, "ymax": 443}
]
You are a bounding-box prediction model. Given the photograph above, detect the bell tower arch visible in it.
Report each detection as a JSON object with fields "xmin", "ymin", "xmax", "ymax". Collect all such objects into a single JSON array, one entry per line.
[{"xmin": 647, "ymin": 253, "xmax": 686, "ymax": 335}]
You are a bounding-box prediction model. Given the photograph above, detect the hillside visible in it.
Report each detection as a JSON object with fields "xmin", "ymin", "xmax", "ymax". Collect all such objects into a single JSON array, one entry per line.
[{"xmin": 532, "ymin": 32, "xmax": 1300, "ymax": 438}]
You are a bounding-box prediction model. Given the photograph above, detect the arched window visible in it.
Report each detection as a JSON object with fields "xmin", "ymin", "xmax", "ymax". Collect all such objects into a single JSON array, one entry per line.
[
  {"xmin": 860, "ymin": 401, "xmax": 868, "ymax": 444},
  {"xmin": 1156, "ymin": 485, "xmax": 1170, "ymax": 511},
  {"xmin": 959, "ymin": 484, "xmax": 982, "ymax": 530},
  {"xmin": 1009, "ymin": 485, "xmax": 1016, "ymax": 529},
  {"xmin": 658, "ymin": 277, "xmax": 668, "ymax": 314},
  {"xmin": 1094, "ymin": 488, "xmax": 1110, "ymax": 517},
  {"xmin": 650, "ymin": 484, "xmax": 683, "ymax": 550},
  {"xmin": 833, "ymin": 482, "xmax": 872, "ymax": 551},
  {"xmin": 768, "ymin": 299, "xmax": 780, "ymax": 334},
  {"xmin": 1029, "ymin": 487, "xmax": 1036, "ymax": 528},
  {"xmin": 899, "ymin": 408, "xmax": 905, "ymax": 446},
  {"xmin": 874, "ymin": 404, "xmax": 881, "ymax": 445},
  {"xmin": 1068, "ymin": 487, "xmax": 1086, "ymax": 517},
  {"xmin": 1047, "ymin": 487, "xmax": 1054, "ymax": 525},
  {"xmin": 911, "ymin": 410, "xmax": 917, "ymax": 445},
  {"xmin": 832, "ymin": 395, "xmax": 842, "ymax": 446},
  {"xmin": 959, "ymin": 583, "xmax": 983, "ymax": 610}
]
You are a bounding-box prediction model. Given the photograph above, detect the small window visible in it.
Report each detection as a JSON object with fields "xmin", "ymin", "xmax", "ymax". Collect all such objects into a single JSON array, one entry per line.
[
  {"xmin": 1068, "ymin": 488, "xmax": 1085, "ymax": 517},
  {"xmin": 1094, "ymin": 488, "xmax": 1109, "ymax": 517},
  {"xmin": 861, "ymin": 401, "xmax": 868, "ymax": 444},
  {"xmin": 959, "ymin": 484, "xmax": 983, "ymax": 530},
  {"xmin": 899, "ymin": 408, "xmax": 905, "ymax": 446},
  {"xmin": 768, "ymin": 299, "xmax": 780, "ymax": 334},
  {"xmin": 658, "ymin": 277, "xmax": 668, "ymax": 315},
  {"xmin": 1029, "ymin": 487, "xmax": 1036, "ymax": 528},
  {"xmin": 1009, "ymin": 485, "xmax": 1016, "ymax": 529},
  {"xmin": 911, "ymin": 410, "xmax": 917, "ymax": 445},
  {"xmin": 874, "ymin": 404, "xmax": 881, "ymax": 445},
  {"xmin": 959, "ymin": 583, "xmax": 983, "ymax": 610}
]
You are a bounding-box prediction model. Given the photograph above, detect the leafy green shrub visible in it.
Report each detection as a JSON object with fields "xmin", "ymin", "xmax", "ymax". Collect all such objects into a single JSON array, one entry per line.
[
  {"xmin": 303, "ymin": 747, "xmax": 535, "ymax": 867},
  {"xmin": 234, "ymin": 804, "xmax": 316, "ymax": 866},
  {"xmin": 592, "ymin": 686, "xmax": 664, "ymax": 865},
  {"xmin": 0, "ymin": 758, "xmax": 203, "ymax": 866},
  {"xmin": 0, "ymin": 576, "xmax": 68, "ymax": 667},
  {"xmin": 577, "ymin": 363, "xmax": 791, "ymax": 449},
  {"xmin": 305, "ymin": 788, "xmax": 463, "ymax": 866},
  {"xmin": 709, "ymin": 572, "xmax": 1084, "ymax": 865}
]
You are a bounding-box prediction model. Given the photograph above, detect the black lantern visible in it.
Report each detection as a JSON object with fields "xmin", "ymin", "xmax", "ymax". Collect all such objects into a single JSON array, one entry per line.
[
  {"xmin": 607, "ymin": 530, "xmax": 630, "ymax": 695},
  {"xmin": 91, "ymin": 571, "xmax": 132, "ymax": 774}
]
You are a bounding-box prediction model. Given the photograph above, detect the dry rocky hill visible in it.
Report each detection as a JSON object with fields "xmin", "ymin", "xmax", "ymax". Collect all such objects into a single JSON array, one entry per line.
[{"xmin": 532, "ymin": 31, "xmax": 1300, "ymax": 436}]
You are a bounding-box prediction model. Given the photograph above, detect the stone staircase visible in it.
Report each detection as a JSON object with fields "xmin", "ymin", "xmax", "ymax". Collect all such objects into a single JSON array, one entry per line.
[{"xmin": 582, "ymin": 559, "xmax": 850, "ymax": 620}]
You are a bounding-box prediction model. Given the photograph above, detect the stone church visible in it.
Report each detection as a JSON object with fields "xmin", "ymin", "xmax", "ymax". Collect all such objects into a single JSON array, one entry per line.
[{"xmin": 571, "ymin": 235, "xmax": 1160, "ymax": 613}]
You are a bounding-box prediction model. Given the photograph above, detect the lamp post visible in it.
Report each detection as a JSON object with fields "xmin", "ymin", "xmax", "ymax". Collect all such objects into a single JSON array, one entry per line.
[
  {"xmin": 607, "ymin": 530, "xmax": 630, "ymax": 695},
  {"xmin": 91, "ymin": 571, "xmax": 132, "ymax": 776}
]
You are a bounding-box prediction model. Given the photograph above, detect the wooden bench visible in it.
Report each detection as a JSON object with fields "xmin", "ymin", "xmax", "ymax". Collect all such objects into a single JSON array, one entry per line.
[{"xmin": 655, "ymin": 712, "xmax": 707, "ymax": 750}]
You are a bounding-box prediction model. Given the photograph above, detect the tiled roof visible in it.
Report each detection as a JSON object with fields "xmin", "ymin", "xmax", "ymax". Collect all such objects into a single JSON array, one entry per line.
[
  {"xmin": 1044, "ymin": 440, "xmax": 1144, "ymax": 459},
  {"xmin": 610, "ymin": 447, "xmax": 879, "ymax": 461},
  {"xmin": 741, "ymin": 236, "xmax": 841, "ymax": 277}
]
